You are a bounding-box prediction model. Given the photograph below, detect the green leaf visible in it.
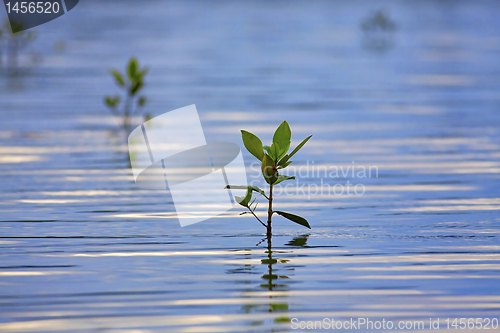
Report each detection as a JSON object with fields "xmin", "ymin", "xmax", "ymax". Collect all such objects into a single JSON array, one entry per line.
[
  {"xmin": 263, "ymin": 145, "xmax": 272, "ymax": 156},
  {"xmin": 138, "ymin": 96, "xmax": 147, "ymax": 106},
  {"xmin": 261, "ymin": 154, "xmax": 278, "ymax": 185},
  {"xmin": 241, "ymin": 130, "xmax": 264, "ymax": 161},
  {"xmin": 278, "ymin": 143, "xmax": 290, "ymax": 160},
  {"xmin": 278, "ymin": 160, "xmax": 292, "ymax": 169},
  {"xmin": 104, "ymin": 96, "xmax": 120, "ymax": 107},
  {"xmin": 273, "ymin": 175, "xmax": 295, "ymax": 185},
  {"xmin": 277, "ymin": 154, "xmax": 289, "ymax": 168},
  {"xmin": 287, "ymin": 135, "xmax": 312, "ymax": 160},
  {"xmin": 275, "ymin": 211, "xmax": 311, "ymax": 229},
  {"xmin": 235, "ymin": 187, "xmax": 252, "ymax": 207},
  {"xmin": 234, "ymin": 196, "xmax": 244, "ymax": 206},
  {"xmin": 224, "ymin": 185, "xmax": 269, "ymax": 200},
  {"xmin": 273, "ymin": 121, "xmax": 291, "ymax": 158},
  {"xmin": 128, "ymin": 58, "xmax": 139, "ymax": 81},
  {"xmin": 135, "ymin": 67, "xmax": 149, "ymax": 82},
  {"xmin": 130, "ymin": 81, "xmax": 143, "ymax": 95},
  {"xmin": 110, "ymin": 69, "xmax": 125, "ymax": 87},
  {"xmin": 270, "ymin": 142, "xmax": 280, "ymax": 162},
  {"xmin": 105, "ymin": 96, "xmax": 113, "ymax": 107}
]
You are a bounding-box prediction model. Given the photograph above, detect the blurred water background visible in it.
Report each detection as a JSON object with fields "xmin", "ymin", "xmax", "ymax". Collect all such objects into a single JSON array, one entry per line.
[{"xmin": 0, "ymin": 0, "xmax": 500, "ymax": 331}]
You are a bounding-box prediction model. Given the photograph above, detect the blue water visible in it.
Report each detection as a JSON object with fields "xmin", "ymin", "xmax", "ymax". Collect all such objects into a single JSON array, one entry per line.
[{"xmin": 0, "ymin": 0, "xmax": 499, "ymax": 331}]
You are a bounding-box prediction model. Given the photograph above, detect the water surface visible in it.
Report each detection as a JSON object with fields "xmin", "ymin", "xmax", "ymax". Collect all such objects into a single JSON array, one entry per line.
[{"xmin": 0, "ymin": 0, "xmax": 499, "ymax": 331}]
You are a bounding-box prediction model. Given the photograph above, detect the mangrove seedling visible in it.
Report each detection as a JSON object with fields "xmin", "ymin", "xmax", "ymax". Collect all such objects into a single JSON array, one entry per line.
[
  {"xmin": 104, "ymin": 57, "xmax": 149, "ymax": 135},
  {"xmin": 226, "ymin": 121, "xmax": 312, "ymax": 239},
  {"xmin": 360, "ymin": 10, "xmax": 397, "ymax": 53},
  {"xmin": 0, "ymin": 20, "xmax": 38, "ymax": 73}
]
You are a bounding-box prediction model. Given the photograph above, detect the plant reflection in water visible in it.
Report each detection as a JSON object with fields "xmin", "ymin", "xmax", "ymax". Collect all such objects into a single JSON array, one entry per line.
[{"xmin": 227, "ymin": 234, "xmax": 310, "ymax": 327}]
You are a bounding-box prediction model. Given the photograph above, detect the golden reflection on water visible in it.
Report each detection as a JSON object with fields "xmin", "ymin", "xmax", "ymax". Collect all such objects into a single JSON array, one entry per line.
[
  {"xmin": 213, "ymin": 253, "xmax": 500, "ymax": 265},
  {"xmin": 0, "ymin": 311, "xmax": 442, "ymax": 333},
  {"xmin": 0, "ymin": 155, "xmax": 45, "ymax": 163},
  {"xmin": 19, "ymin": 199, "xmax": 88, "ymax": 204}
]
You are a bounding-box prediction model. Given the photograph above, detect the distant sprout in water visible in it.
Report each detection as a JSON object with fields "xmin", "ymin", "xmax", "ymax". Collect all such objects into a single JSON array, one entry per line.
[
  {"xmin": 225, "ymin": 121, "xmax": 312, "ymax": 239},
  {"xmin": 53, "ymin": 40, "xmax": 66, "ymax": 54},
  {"xmin": 360, "ymin": 10, "xmax": 397, "ymax": 53},
  {"xmin": 104, "ymin": 57, "xmax": 149, "ymax": 135},
  {"xmin": 0, "ymin": 20, "xmax": 38, "ymax": 73}
]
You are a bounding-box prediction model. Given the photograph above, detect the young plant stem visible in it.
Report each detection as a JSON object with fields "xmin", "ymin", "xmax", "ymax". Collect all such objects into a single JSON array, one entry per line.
[
  {"xmin": 247, "ymin": 206, "xmax": 266, "ymax": 228},
  {"xmin": 267, "ymin": 184, "xmax": 274, "ymax": 239},
  {"xmin": 123, "ymin": 93, "xmax": 132, "ymax": 135}
]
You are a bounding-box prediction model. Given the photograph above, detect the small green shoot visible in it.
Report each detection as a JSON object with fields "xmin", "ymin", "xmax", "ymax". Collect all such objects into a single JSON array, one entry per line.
[
  {"xmin": 0, "ymin": 20, "xmax": 38, "ymax": 74},
  {"xmin": 104, "ymin": 57, "xmax": 149, "ymax": 134},
  {"xmin": 226, "ymin": 121, "xmax": 312, "ymax": 238}
]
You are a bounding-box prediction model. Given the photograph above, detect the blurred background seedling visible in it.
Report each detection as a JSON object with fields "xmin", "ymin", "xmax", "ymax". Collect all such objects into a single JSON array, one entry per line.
[
  {"xmin": 0, "ymin": 20, "xmax": 38, "ymax": 75},
  {"xmin": 104, "ymin": 57, "xmax": 149, "ymax": 136},
  {"xmin": 360, "ymin": 10, "xmax": 397, "ymax": 53}
]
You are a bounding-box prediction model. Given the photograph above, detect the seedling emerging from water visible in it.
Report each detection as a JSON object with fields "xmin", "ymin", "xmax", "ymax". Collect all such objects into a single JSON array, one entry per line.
[
  {"xmin": 226, "ymin": 121, "xmax": 312, "ymax": 238},
  {"xmin": 104, "ymin": 58, "xmax": 148, "ymax": 135}
]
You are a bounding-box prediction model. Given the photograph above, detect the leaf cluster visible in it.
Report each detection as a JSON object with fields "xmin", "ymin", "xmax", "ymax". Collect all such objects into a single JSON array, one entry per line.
[
  {"xmin": 104, "ymin": 58, "xmax": 148, "ymax": 115},
  {"xmin": 241, "ymin": 121, "xmax": 311, "ymax": 185},
  {"xmin": 0, "ymin": 20, "xmax": 38, "ymax": 52}
]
